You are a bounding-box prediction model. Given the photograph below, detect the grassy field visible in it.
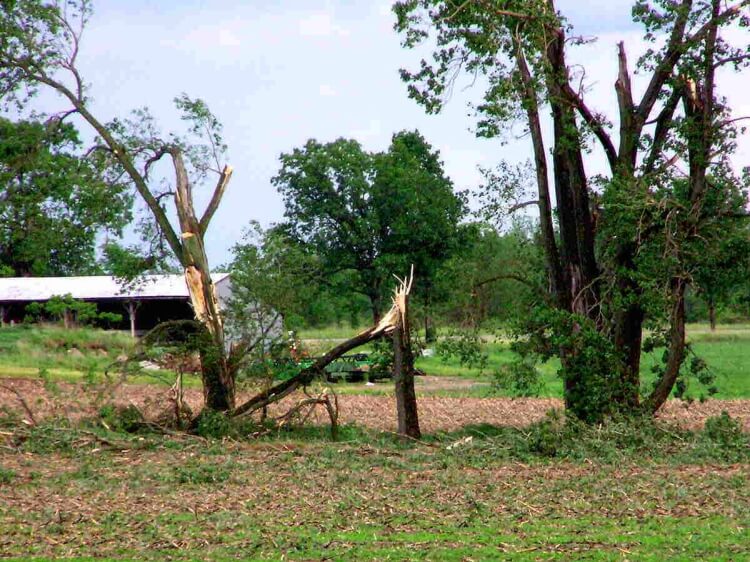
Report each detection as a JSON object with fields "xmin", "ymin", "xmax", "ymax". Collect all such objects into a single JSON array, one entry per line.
[
  {"xmin": 1, "ymin": 420, "xmax": 749, "ymax": 561},
  {"xmin": 1, "ymin": 323, "xmax": 750, "ymax": 399},
  {"xmin": 412, "ymin": 323, "xmax": 750, "ymax": 400}
]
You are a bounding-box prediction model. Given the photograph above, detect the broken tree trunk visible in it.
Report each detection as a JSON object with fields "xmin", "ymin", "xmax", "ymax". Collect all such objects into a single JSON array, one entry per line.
[
  {"xmin": 392, "ymin": 272, "xmax": 421, "ymax": 440},
  {"xmin": 231, "ymin": 270, "xmax": 420, "ymax": 439},
  {"xmin": 171, "ymin": 150, "xmax": 235, "ymax": 411},
  {"xmin": 231, "ymin": 316, "xmax": 395, "ymax": 418}
]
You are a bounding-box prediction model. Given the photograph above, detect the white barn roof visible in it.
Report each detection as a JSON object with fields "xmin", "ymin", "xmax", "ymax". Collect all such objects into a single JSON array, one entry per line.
[{"xmin": 0, "ymin": 274, "xmax": 231, "ymax": 302}]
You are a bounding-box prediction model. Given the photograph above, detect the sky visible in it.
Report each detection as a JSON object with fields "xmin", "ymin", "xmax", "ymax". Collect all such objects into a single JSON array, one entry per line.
[{"xmin": 20, "ymin": 0, "xmax": 750, "ymax": 266}]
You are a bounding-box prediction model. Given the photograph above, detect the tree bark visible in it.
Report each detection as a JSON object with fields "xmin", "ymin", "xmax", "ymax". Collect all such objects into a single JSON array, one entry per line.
[
  {"xmin": 170, "ymin": 149, "xmax": 235, "ymax": 410},
  {"xmin": 392, "ymin": 297, "xmax": 421, "ymax": 440},
  {"xmin": 709, "ymin": 298, "xmax": 717, "ymax": 332},
  {"xmin": 646, "ymin": 280, "xmax": 686, "ymax": 412}
]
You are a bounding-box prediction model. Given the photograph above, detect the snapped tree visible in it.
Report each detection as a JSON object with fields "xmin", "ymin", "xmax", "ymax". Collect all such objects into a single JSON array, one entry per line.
[
  {"xmin": 0, "ymin": 0, "xmax": 237, "ymax": 410},
  {"xmin": 396, "ymin": 0, "xmax": 750, "ymax": 420}
]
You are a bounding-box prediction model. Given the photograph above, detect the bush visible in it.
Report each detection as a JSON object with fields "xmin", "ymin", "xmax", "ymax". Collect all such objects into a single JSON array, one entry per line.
[
  {"xmin": 698, "ymin": 411, "xmax": 749, "ymax": 461},
  {"xmin": 194, "ymin": 409, "xmax": 233, "ymax": 439},
  {"xmin": 98, "ymin": 404, "xmax": 144, "ymax": 433},
  {"xmin": 702, "ymin": 411, "xmax": 744, "ymax": 445},
  {"xmin": 493, "ymin": 359, "xmax": 545, "ymax": 397}
]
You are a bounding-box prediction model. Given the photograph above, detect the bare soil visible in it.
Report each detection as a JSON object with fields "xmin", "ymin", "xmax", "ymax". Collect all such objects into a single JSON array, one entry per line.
[{"xmin": 1, "ymin": 376, "xmax": 749, "ymax": 432}]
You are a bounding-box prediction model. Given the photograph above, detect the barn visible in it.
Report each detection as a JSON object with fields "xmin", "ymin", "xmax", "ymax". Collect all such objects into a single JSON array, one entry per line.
[{"xmin": 0, "ymin": 273, "xmax": 233, "ymax": 336}]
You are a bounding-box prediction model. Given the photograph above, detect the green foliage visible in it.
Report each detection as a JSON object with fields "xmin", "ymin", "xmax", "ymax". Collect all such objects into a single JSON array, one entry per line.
[
  {"xmin": 226, "ymin": 222, "xmax": 356, "ymax": 332},
  {"xmin": 434, "ymin": 329, "xmax": 488, "ymax": 372},
  {"xmin": 194, "ymin": 409, "xmax": 232, "ymax": 439},
  {"xmin": 273, "ymin": 130, "xmax": 466, "ymax": 320},
  {"xmin": 442, "ymin": 411, "xmax": 750, "ymax": 464},
  {"xmin": 368, "ymin": 339, "xmax": 395, "ymax": 380},
  {"xmin": 492, "ymin": 358, "xmax": 544, "ymax": 397},
  {"xmin": 24, "ymin": 294, "xmax": 122, "ymax": 327},
  {"xmin": 701, "ymin": 411, "xmax": 747, "ymax": 454},
  {"xmin": 0, "ymin": 466, "xmax": 16, "ymax": 484},
  {"xmin": 0, "ymin": 117, "xmax": 132, "ymax": 276},
  {"xmin": 97, "ymin": 404, "xmax": 144, "ymax": 433},
  {"xmin": 511, "ymin": 307, "xmax": 624, "ymax": 423},
  {"xmin": 433, "ymin": 222, "xmax": 543, "ymax": 328}
]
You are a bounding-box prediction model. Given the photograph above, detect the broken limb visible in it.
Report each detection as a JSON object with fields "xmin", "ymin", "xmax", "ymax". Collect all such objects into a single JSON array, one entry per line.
[{"xmin": 230, "ymin": 273, "xmax": 413, "ymax": 420}]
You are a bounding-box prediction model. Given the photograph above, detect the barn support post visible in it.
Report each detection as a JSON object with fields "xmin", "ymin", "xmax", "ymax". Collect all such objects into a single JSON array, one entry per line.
[
  {"xmin": 125, "ymin": 300, "xmax": 139, "ymax": 338},
  {"xmin": 0, "ymin": 305, "xmax": 5, "ymax": 327}
]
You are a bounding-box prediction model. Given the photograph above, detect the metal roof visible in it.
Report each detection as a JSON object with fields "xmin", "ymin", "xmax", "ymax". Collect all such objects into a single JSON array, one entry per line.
[{"xmin": 0, "ymin": 273, "xmax": 231, "ymax": 302}]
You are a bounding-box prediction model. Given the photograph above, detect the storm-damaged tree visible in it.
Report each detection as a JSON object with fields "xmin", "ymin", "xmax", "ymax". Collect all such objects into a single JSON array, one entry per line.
[
  {"xmin": 0, "ymin": 0, "xmax": 237, "ymax": 410},
  {"xmin": 395, "ymin": 0, "xmax": 750, "ymax": 420}
]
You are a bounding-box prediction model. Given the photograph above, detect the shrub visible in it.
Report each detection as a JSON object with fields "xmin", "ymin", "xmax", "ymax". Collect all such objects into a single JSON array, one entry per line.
[
  {"xmin": 493, "ymin": 359, "xmax": 545, "ymax": 397},
  {"xmin": 98, "ymin": 404, "xmax": 144, "ymax": 433},
  {"xmin": 194, "ymin": 409, "xmax": 232, "ymax": 439}
]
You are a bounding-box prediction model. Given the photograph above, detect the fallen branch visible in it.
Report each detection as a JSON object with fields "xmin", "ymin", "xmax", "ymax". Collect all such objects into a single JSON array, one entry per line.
[
  {"xmin": 276, "ymin": 390, "xmax": 339, "ymax": 439},
  {"xmin": 0, "ymin": 383, "xmax": 37, "ymax": 426},
  {"xmin": 231, "ymin": 278, "xmax": 412, "ymax": 418}
]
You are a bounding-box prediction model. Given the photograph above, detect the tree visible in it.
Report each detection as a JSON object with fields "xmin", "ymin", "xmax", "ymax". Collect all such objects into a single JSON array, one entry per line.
[
  {"xmin": 433, "ymin": 221, "xmax": 544, "ymax": 328},
  {"xmin": 273, "ymin": 130, "xmax": 466, "ymax": 324},
  {"xmin": 0, "ymin": 0, "xmax": 237, "ymax": 411},
  {"xmin": 396, "ymin": 0, "xmax": 750, "ymax": 420},
  {"xmin": 0, "ymin": 117, "xmax": 131, "ymax": 276},
  {"xmin": 228, "ymin": 222, "xmax": 370, "ymax": 330}
]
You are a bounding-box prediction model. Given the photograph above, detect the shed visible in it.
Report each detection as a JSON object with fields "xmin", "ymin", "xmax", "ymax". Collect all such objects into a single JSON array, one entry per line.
[{"xmin": 0, "ymin": 273, "xmax": 232, "ymax": 336}]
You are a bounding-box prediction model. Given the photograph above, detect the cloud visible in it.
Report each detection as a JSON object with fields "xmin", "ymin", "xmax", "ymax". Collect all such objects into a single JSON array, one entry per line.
[
  {"xmin": 318, "ymin": 84, "xmax": 337, "ymax": 97},
  {"xmin": 298, "ymin": 12, "xmax": 350, "ymax": 38},
  {"xmin": 217, "ymin": 28, "xmax": 242, "ymax": 47}
]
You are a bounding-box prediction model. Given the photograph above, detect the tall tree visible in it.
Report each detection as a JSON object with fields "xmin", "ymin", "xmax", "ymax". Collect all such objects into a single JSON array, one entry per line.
[
  {"xmin": 396, "ymin": 0, "xmax": 750, "ymax": 420},
  {"xmin": 0, "ymin": 117, "xmax": 131, "ymax": 276},
  {"xmin": 0, "ymin": 0, "xmax": 237, "ymax": 411},
  {"xmin": 273, "ymin": 130, "xmax": 465, "ymax": 324}
]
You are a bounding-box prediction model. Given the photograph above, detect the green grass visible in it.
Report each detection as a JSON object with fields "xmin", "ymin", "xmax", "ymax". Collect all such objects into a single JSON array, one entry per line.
[
  {"xmin": 410, "ymin": 323, "xmax": 750, "ymax": 399},
  {"xmin": 0, "ymin": 325, "xmax": 194, "ymax": 386},
  {"xmin": 3, "ymin": 322, "xmax": 750, "ymax": 400},
  {"xmin": 1, "ymin": 418, "xmax": 748, "ymax": 560}
]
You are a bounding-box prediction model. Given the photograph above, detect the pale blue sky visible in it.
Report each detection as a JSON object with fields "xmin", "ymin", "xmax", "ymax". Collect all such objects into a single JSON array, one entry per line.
[{"xmin": 21, "ymin": 1, "xmax": 750, "ymax": 266}]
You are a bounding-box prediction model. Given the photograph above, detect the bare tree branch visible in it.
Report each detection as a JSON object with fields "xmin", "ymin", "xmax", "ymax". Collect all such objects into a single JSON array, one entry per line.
[{"xmin": 200, "ymin": 164, "xmax": 233, "ymax": 234}]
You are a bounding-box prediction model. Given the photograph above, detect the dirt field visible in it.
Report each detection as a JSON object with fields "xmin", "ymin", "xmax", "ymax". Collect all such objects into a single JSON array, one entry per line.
[{"xmin": 1, "ymin": 376, "xmax": 749, "ymax": 432}]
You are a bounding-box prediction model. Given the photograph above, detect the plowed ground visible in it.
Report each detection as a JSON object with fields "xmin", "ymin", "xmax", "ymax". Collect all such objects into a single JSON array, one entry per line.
[{"xmin": 2, "ymin": 376, "xmax": 749, "ymax": 432}]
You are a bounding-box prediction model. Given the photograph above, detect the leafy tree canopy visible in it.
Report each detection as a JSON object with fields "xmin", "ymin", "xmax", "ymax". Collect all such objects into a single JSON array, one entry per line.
[
  {"xmin": 0, "ymin": 117, "xmax": 131, "ymax": 276},
  {"xmin": 273, "ymin": 130, "xmax": 467, "ymax": 322}
]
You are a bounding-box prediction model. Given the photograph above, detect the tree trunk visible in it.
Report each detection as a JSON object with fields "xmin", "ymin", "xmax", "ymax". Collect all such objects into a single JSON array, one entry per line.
[
  {"xmin": 392, "ymin": 298, "xmax": 421, "ymax": 440},
  {"xmin": 370, "ymin": 292, "xmax": 382, "ymax": 325},
  {"xmin": 424, "ymin": 311, "xmax": 435, "ymax": 343},
  {"xmin": 646, "ymin": 280, "xmax": 686, "ymax": 412},
  {"xmin": 708, "ymin": 298, "xmax": 717, "ymax": 332},
  {"xmin": 171, "ymin": 149, "xmax": 235, "ymax": 411}
]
